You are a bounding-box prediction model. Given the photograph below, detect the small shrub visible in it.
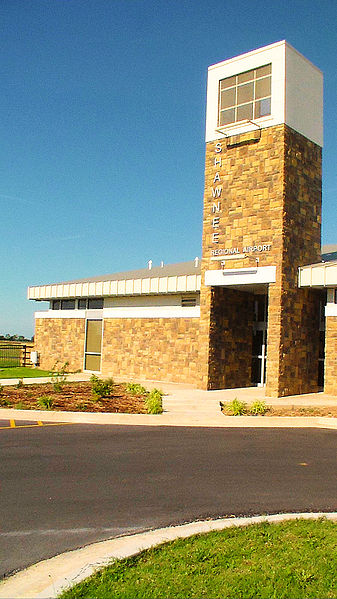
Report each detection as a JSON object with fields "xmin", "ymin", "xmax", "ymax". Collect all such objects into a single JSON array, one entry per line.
[
  {"xmin": 77, "ymin": 402, "xmax": 90, "ymax": 411},
  {"xmin": 37, "ymin": 395, "xmax": 54, "ymax": 410},
  {"xmin": 15, "ymin": 401, "xmax": 26, "ymax": 410},
  {"xmin": 126, "ymin": 382, "xmax": 147, "ymax": 395},
  {"xmin": 223, "ymin": 398, "xmax": 247, "ymax": 416},
  {"xmin": 0, "ymin": 397, "xmax": 11, "ymax": 406},
  {"xmin": 145, "ymin": 389, "xmax": 163, "ymax": 414},
  {"xmin": 50, "ymin": 361, "xmax": 69, "ymax": 392},
  {"xmin": 0, "ymin": 383, "xmax": 3, "ymax": 394},
  {"xmin": 91, "ymin": 375, "xmax": 114, "ymax": 399},
  {"xmin": 250, "ymin": 400, "xmax": 269, "ymax": 416},
  {"xmin": 53, "ymin": 382, "xmax": 63, "ymax": 393},
  {"xmin": 299, "ymin": 407, "xmax": 315, "ymax": 415},
  {"xmin": 16, "ymin": 379, "xmax": 24, "ymax": 389}
]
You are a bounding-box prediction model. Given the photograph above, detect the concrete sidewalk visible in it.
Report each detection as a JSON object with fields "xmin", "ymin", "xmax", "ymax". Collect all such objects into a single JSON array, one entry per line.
[{"xmin": 1, "ymin": 374, "xmax": 337, "ymax": 429}]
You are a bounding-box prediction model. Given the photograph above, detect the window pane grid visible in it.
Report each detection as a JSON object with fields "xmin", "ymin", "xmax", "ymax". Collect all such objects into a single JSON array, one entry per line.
[{"xmin": 219, "ymin": 64, "xmax": 271, "ymax": 126}]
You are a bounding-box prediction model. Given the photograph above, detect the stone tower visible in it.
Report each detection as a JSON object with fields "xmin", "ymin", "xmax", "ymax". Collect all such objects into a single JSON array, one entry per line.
[{"xmin": 199, "ymin": 41, "xmax": 323, "ymax": 396}]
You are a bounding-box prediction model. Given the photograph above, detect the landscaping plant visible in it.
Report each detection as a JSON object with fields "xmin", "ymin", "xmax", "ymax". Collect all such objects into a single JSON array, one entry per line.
[
  {"xmin": 145, "ymin": 388, "xmax": 163, "ymax": 414},
  {"xmin": 0, "ymin": 397, "xmax": 11, "ymax": 406},
  {"xmin": 126, "ymin": 382, "xmax": 147, "ymax": 395},
  {"xmin": 221, "ymin": 399, "xmax": 270, "ymax": 416},
  {"xmin": 14, "ymin": 401, "xmax": 26, "ymax": 410},
  {"xmin": 37, "ymin": 395, "xmax": 54, "ymax": 410},
  {"xmin": 90, "ymin": 375, "xmax": 115, "ymax": 399},
  {"xmin": 50, "ymin": 361, "xmax": 69, "ymax": 392},
  {"xmin": 250, "ymin": 400, "xmax": 269, "ymax": 415},
  {"xmin": 222, "ymin": 398, "xmax": 247, "ymax": 416}
]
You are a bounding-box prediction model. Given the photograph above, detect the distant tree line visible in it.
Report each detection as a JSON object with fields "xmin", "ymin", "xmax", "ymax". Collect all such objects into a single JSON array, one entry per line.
[{"xmin": 0, "ymin": 334, "xmax": 34, "ymax": 342}]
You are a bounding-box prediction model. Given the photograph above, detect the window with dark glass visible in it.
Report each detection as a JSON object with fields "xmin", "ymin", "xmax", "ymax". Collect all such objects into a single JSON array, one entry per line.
[
  {"xmin": 219, "ymin": 64, "xmax": 271, "ymax": 127},
  {"xmin": 181, "ymin": 296, "xmax": 197, "ymax": 307},
  {"xmin": 88, "ymin": 298, "xmax": 104, "ymax": 309},
  {"xmin": 52, "ymin": 300, "xmax": 61, "ymax": 310},
  {"xmin": 78, "ymin": 299, "xmax": 87, "ymax": 310},
  {"xmin": 61, "ymin": 299, "xmax": 75, "ymax": 310}
]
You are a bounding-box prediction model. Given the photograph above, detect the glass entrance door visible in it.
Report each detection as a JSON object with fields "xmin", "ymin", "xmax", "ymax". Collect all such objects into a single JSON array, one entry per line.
[{"xmin": 251, "ymin": 295, "xmax": 268, "ymax": 386}]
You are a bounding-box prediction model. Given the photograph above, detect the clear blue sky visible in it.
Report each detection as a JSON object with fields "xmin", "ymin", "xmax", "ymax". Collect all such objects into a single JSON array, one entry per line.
[{"xmin": 1, "ymin": 0, "xmax": 336, "ymax": 337}]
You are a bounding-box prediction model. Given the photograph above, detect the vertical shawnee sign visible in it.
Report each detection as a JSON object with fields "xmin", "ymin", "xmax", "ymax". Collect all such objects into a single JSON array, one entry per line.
[{"xmin": 199, "ymin": 40, "xmax": 323, "ymax": 396}]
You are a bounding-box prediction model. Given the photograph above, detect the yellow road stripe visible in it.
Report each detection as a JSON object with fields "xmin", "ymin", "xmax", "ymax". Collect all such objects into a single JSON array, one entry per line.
[
  {"xmin": 37, "ymin": 421, "xmax": 43, "ymax": 426},
  {"xmin": 10, "ymin": 419, "xmax": 16, "ymax": 428},
  {"xmin": 0, "ymin": 422, "xmax": 75, "ymax": 430}
]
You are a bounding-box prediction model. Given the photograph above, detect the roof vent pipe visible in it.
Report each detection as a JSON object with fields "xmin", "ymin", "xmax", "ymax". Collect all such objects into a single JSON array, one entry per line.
[
  {"xmin": 160, "ymin": 261, "xmax": 164, "ymax": 268},
  {"xmin": 148, "ymin": 260, "xmax": 152, "ymax": 270},
  {"xmin": 194, "ymin": 257, "xmax": 199, "ymax": 267}
]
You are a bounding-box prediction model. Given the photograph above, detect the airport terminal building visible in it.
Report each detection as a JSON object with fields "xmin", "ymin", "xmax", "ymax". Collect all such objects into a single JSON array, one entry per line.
[{"xmin": 28, "ymin": 41, "xmax": 337, "ymax": 397}]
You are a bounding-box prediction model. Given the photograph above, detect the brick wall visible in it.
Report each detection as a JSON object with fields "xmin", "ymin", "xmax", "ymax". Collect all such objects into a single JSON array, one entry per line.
[
  {"xmin": 35, "ymin": 318, "xmax": 86, "ymax": 372},
  {"xmin": 325, "ymin": 316, "xmax": 337, "ymax": 395},
  {"xmin": 101, "ymin": 317, "xmax": 200, "ymax": 384}
]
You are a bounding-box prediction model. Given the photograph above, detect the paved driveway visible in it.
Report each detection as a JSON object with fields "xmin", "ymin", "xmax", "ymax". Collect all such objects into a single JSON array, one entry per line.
[{"xmin": 1, "ymin": 423, "xmax": 337, "ymax": 577}]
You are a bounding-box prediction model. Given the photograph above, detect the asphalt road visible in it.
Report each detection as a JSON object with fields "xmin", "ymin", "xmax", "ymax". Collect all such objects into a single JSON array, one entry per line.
[{"xmin": 1, "ymin": 423, "xmax": 337, "ymax": 578}]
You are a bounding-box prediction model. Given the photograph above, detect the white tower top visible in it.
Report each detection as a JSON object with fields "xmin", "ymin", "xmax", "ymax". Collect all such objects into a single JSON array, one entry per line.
[{"xmin": 205, "ymin": 40, "xmax": 323, "ymax": 147}]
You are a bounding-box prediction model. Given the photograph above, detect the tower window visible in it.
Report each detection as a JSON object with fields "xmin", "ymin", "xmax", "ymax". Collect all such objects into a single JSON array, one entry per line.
[{"xmin": 219, "ymin": 64, "xmax": 271, "ymax": 127}]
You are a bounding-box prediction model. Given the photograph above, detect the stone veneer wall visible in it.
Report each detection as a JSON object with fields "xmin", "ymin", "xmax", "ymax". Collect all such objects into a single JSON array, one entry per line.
[
  {"xmin": 207, "ymin": 288, "xmax": 254, "ymax": 390},
  {"xmin": 200, "ymin": 124, "xmax": 322, "ymax": 395},
  {"xmin": 35, "ymin": 318, "xmax": 86, "ymax": 372},
  {"xmin": 101, "ymin": 318, "xmax": 200, "ymax": 384},
  {"xmin": 325, "ymin": 316, "xmax": 337, "ymax": 395},
  {"xmin": 267, "ymin": 127, "xmax": 321, "ymax": 396}
]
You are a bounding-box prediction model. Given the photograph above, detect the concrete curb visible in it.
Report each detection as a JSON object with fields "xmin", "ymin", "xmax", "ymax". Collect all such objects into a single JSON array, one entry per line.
[
  {"xmin": 1, "ymin": 512, "xmax": 337, "ymax": 599},
  {"xmin": 1, "ymin": 407, "xmax": 337, "ymax": 429},
  {"xmin": 318, "ymin": 417, "xmax": 337, "ymax": 429}
]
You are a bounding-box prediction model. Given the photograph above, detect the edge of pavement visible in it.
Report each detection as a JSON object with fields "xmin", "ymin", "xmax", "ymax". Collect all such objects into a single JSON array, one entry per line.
[
  {"xmin": 0, "ymin": 406, "xmax": 337, "ymax": 429},
  {"xmin": 1, "ymin": 512, "xmax": 337, "ymax": 599}
]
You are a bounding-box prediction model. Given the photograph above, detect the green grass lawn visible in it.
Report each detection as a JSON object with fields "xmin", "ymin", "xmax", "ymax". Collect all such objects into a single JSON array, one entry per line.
[
  {"xmin": 0, "ymin": 367, "xmax": 52, "ymax": 379},
  {"xmin": 59, "ymin": 519, "xmax": 337, "ymax": 599}
]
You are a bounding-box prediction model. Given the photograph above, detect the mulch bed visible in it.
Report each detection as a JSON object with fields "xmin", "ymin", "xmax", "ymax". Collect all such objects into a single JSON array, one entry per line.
[
  {"xmin": 221, "ymin": 405, "xmax": 337, "ymax": 417},
  {"xmin": 0, "ymin": 381, "xmax": 147, "ymax": 413},
  {"xmin": 267, "ymin": 406, "xmax": 337, "ymax": 417}
]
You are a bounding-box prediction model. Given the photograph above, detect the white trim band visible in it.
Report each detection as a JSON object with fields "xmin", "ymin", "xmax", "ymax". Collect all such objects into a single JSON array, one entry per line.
[
  {"xmin": 35, "ymin": 306, "xmax": 201, "ymax": 320},
  {"xmin": 325, "ymin": 304, "xmax": 337, "ymax": 317},
  {"xmin": 103, "ymin": 306, "xmax": 200, "ymax": 319},
  {"xmin": 205, "ymin": 266, "xmax": 276, "ymax": 287},
  {"xmin": 299, "ymin": 261, "xmax": 337, "ymax": 288}
]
